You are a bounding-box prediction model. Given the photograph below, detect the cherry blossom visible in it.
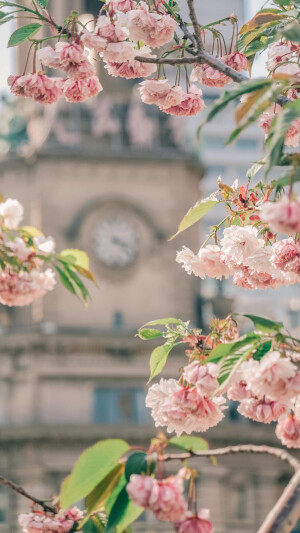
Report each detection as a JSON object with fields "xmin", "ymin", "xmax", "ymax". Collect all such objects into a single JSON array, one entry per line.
[
  {"xmin": 138, "ymin": 79, "xmax": 184, "ymax": 108},
  {"xmin": 126, "ymin": 1, "xmax": 178, "ymax": 48},
  {"xmin": 220, "ymin": 225, "xmax": 264, "ymax": 269},
  {"xmin": 175, "ymin": 510, "xmax": 213, "ymax": 533},
  {"xmin": 222, "ymin": 52, "xmax": 247, "ymax": 72},
  {"xmin": 107, "ymin": 0, "xmax": 137, "ymax": 13},
  {"xmin": 80, "ymin": 30, "xmax": 108, "ymax": 53},
  {"xmin": 162, "ymin": 85, "xmax": 205, "ymax": 116},
  {"xmin": 126, "ymin": 474, "xmax": 155, "ymax": 507},
  {"xmin": 8, "ymin": 74, "xmax": 63, "ymax": 104},
  {"xmin": 276, "ymin": 415, "xmax": 300, "ymax": 448},
  {"xmin": 66, "ymin": 60, "xmax": 95, "ymax": 81},
  {"xmin": 247, "ymin": 351, "xmax": 299, "ymax": 402},
  {"xmin": 266, "ymin": 41, "xmax": 295, "ymax": 71},
  {"xmin": 0, "ymin": 198, "xmax": 23, "ymax": 228},
  {"xmin": 146, "ymin": 378, "xmax": 226, "ymax": 435},
  {"xmin": 260, "ymin": 196, "xmax": 300, "ymax": 235},
  {"xmin": 237, "ymin": 397, "xmax": 288, "ymax": 423},
  {"xmin": 37, "ymin": 46, "xmax": 61, "ymax": 69},
  {"xmin": 18, "ymin": 507, "xmax": 83, "ymax": 533},
  {"xmin": 103, "ymin": 41, "xmax": 136, "ymax": 63},
  {"xmin": 6, "ymin": 238, "xmax": 32, "ymax": 262},
  {"xmin": 0, "ymin": 268, "xmax": 56, "ymax": 307},
  {"xmin": 127, "ymin": 474, "xmax": 187, "ymax": 522},
  {"xmin": 270, "ymin": 238, "xmax": 300, "ymax": 275},
  {"xmin": 191, "ymin": 63, "xmax": 231, "ymax": 88},
  {"xmin": 96, "ymin": 15, "xmax": 129, "ymax": 42},
  {"xmin": 149, "ymin": 475, "xmax": 188, "ymax": 522},
  {"xmin": 182, "ymin": 361, "xmax": 218, "ymax": 396},
  {"xmin": 105, "ymin": 46, "xmax": 157, "ymax": 79},
  {"xmin": 63, "ymin": 77, "xmax": 103, "ymax": 102},
  {"xmin": 176, "ymin": 245, "xmax": 232, "ymax": 280},
  {"xmin": 55, "ymin": 41, "xmax": 88, "ymax": 68},
  {"xmin": 259, "ymin": 107, "xmax": 300, "ymax": 147}
]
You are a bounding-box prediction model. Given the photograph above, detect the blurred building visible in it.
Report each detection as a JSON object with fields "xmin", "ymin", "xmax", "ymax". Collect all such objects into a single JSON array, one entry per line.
[{"xmin": 0, "ymin": 1, "xmax": 299, "ymax": 533}]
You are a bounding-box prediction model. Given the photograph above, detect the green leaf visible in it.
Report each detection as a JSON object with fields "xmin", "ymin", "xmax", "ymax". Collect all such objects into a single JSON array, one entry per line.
[
  {"xmin": 228, "ymin": 82, "xmax": 286, "ymax": 143},
  {"xmin": 169, "ymin": 436, "xmax": 209, "ymax": 452},
  {"xmin": 82, "ymin": 464, "xmax": 124, "ymax": 526},
  {"xmin": 37, "ymin": 0, "xmax": 48, "ymax": 7},
  {"xmin": 271, "ymin": 171, "xmax": 300, "ymax": 192},
  {"xmin": 244, "ymin": 314, "xmax": 284, "ymax": 333},
  {"xmin": 137, "ymin": 328, "xmax": 163, "ymax": 340},
  {"xmin": 0, "ymin": 10, "xmax": 7, "ymax": 18},
  {"xmin": 266, "ymin": 99, "xmax": 300, "ymax": 173},
  {"xmin": 205, "ymin": 332, "xmax": 261, "ymax": 363},
  {"xmin": 170, "ymin": 197, "xmax": 219, "ymax": 240},
  {"xmin": 142, "ymin": 317, "xmax": 185, "ymax": 327},
  {"xmin": 60, "ymin": 439, "xmax": 129, "ymax": 508},
  {"xmin": 125, "ymin": 452, "xmax": 149, "ymax": 481},
  {"xmin": 65, "ymin": 266, "xmax": 90, "ymax": 302},
  {"xmin": 60, "ymin": 248, "xmax": 90, "ymax": 269},
  {"xmin": 55, "ymin": 266, "xmax": 77, "ymax": 296},
  {"xmin": 106, "ymin": 487, "xmax": 142, "ymax": 533},
  {"xmin": 83, "ymin": 516, "xmax": 106, "ymax": 533},
  {"xmin": 282, "ymin": 21, "xmax": 300, "ymax": 42},
  {"xmin": 199, "ymin": 79, "xmax": 274, "ymax": 130},
  {"xmin": 246, "ymin": 160, "xmax": 266, "ymax": 179},
  {"xmin": 252, "ymin": 340, "xmax": 272, "ymax": 361},
  {"xmin": 217, "ymin": 345, "xmax": 255, "ymax": 388},
  {"xmin": 0, "ymin": 15, "xmax": 13, "ymax": 26},
  {"xmin": 8, "ymin": 23, "xmax": 42, "ymax": 47},
  {"xmin": 149, "ymin": 343, "xmax": 173, "ymax": 382}
]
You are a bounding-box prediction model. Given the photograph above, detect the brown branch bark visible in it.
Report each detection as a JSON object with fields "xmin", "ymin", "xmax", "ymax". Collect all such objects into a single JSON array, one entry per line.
[
  {"xmin": 160, "ymin": 444, "xmax": 300, "ymax": 472},
  {"xmin": 186, "ymin": 0, "xmax": 203, "ymax": 51},
  {"xmin": 0, "ymin": 476, "xmax": 56, "ymax": 514}
]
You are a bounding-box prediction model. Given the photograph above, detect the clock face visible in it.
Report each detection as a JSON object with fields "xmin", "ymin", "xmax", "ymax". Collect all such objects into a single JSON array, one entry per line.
[{"xmin": 91, "ymin": 215, "xmax": 140, "ymax": 268}]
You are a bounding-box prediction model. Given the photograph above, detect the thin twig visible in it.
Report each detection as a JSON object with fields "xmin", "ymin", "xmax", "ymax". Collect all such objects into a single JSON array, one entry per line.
[
  {"xmin": 186, "ymin": 0, "xmax": 203, "ymax": 51},
  {"xmin": 0, "ymin": 476, "xmax": 56, "ymax": 514},
  {"xmin": 160, "ymin": 444, "xmax": 300, "ymax": 472}
]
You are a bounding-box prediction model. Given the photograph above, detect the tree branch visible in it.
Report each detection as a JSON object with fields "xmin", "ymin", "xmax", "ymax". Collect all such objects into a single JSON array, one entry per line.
[
  {"xmin": 0, "ymin": 476, "xmax": 56, "ymax": 514},
  {"xmin": 186, "ymin": 0, "xmax": 203, "ymax": 51},
  {"xmin": 257, "ymin": 469, "xmax": 300, "ymax": 533},
  {"xmin": 135, "ymin": 49, "xmax": 290, "ymax": 107},
  {"xmin": 160, "ymin": 444, "xmax": 300, "ymax": 472}
]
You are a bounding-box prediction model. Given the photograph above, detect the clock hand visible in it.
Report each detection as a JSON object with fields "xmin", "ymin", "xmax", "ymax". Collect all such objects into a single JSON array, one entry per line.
[{"xmin": 111, "ymin": 236, "xmax": 132, "ymax": 251}]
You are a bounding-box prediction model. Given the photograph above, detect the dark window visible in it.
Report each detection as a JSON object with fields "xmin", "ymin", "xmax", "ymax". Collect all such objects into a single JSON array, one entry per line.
[{"xmin": 93, "ymin": 387, "xmax": 152, "ymax": 425}]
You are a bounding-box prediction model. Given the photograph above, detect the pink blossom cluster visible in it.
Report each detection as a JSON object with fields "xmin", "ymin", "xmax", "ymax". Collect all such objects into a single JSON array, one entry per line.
[
  {"xmin": 146, "ymin": 362, "xmax": 226, "ymax": 435},
  {"xmin": 126, "ymin": 473, "xmax": 213, "ymax": 530},
  {"xmin": 191, "ymin": 52, "xmax": 247, "ymax": 88},
  {"xmin": 260, "ymin": 196, "xmax": 300, "ymax": 235},
  {"xmin": 266, "ymin": 40, "xmax": 300, "ymax": 77},
  {"xmin": 176, "ymin": 224, "xmax": 300, "ymax": 290},
  {"xmin": 0, "ymin": 198, "xmax": 56, "ymax": 306},
  {"xmin": 8, "ymin": 0, "xmax": 248, "ymax": 117},
  {"xmin": 18, "ymin": 507, "xmax": 83, "ymax": 533},
  {"xmin": 259, "ymin": 105, "xmax": 300, "ymax": 148}
]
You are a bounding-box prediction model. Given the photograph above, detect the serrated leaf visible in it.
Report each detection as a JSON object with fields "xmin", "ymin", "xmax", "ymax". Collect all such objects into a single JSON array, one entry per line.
[
  {"xmin": 60, "ymin": 439, "xmax": 129, "ymax": 508},
  {"xmin": 137, "ymin": 328, "xmax": 163, "ymax": 340},
  {"xmin": 217, "ymin": 345, "xmax": 255, "ymax": 390},
  {"xmin": 169, "ymin": 436, "xmax": 209, "ymax": 452},
  {"xmin": 246, "ymin": 11, "xmax": 287, "ymax": 30},
  {"xmin": 244, "ymin": 314, "xmax": 284, "ymax": 333},
  {"xmin": 65, "ymin": 266, "xmax": 90, "ymax": 302},
  {"xmin": 170, "ymin": 197, "xmax": 219, "ymax": 240},
  {"xmin": 21, "ymin": 225, "xmax": 44, "ymax": 238},
  {"xmin": 252, "ymin": 340, "xmax": 272, "ymax": 361},
  {"xmin": 8, "ymin": 23, "xmax": 42, "ymax": 47},
  {"xmin": 149, "ymin": 343, "xmax": 173, "ymax": 382},
  {"xmin": 205, "ymin": 333, "xmax": 261, "ymax": 363},
  {"xmin": 60, "ymin": 248, "xmax": 90, "ymax": 269}
]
